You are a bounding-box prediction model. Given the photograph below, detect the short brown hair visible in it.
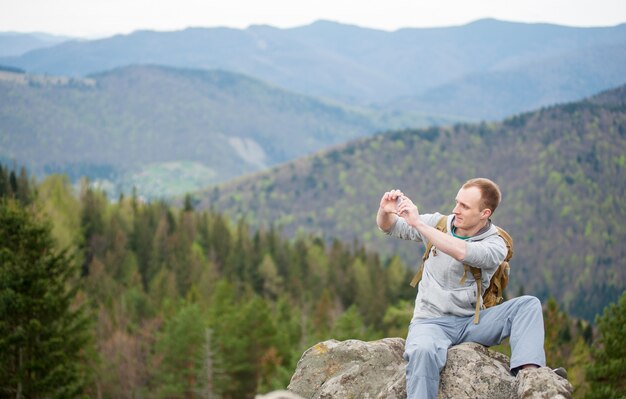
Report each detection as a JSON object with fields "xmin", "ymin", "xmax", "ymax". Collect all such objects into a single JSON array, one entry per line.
[{"xmin": 462, "ymin": 178, "xmax": 501, "ymax": 214}]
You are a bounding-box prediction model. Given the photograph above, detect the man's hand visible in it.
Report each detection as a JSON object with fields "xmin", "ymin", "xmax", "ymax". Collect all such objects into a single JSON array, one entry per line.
[
  {"xmin": 377, "ymin": 189, "xmax": 405, "ymax": 232},
  {"xmin": 379, "ymin": 189, "xmax": 405, "ymax": 214},
  {"xmin": 396, "ymin": 195, "xmax": 422, "ymax": 228}
]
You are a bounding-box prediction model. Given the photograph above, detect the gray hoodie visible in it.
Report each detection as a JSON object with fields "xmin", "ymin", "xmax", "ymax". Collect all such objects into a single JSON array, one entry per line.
[{"xmin": 387, "ymin": 212, "xmax": 508, "ymax": 322}]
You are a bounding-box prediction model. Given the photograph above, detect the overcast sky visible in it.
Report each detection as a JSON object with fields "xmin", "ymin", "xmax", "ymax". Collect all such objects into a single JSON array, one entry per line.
[{"xmin": 2, "ymin": 0, "xmax": 626, "ymax": 38}]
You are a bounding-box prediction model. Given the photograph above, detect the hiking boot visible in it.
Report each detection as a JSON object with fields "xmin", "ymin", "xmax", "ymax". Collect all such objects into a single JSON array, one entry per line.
[{"xmin": 553, "ymin": 367, "xmax": 568, "ymax": 379}]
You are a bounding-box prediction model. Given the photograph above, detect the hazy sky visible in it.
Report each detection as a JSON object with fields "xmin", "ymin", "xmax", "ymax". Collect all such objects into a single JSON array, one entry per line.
[{"xmin": 2, "ymin": 0, "xmax": 626, "ymax": 38}]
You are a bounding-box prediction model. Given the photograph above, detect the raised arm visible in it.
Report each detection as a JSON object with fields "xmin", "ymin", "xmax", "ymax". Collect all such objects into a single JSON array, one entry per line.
[
  {"xmin": 376, "ymin": 189, "xmax": 404, "ymax": 232},
  {"xmin": 396, "ymin": 196, "xmax": 468, "ymax": 261}
]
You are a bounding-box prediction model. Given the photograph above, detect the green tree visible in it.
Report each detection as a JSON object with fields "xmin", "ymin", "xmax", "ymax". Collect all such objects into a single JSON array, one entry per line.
[
  {"xmin": 331, "ymin": 305, "xmax": 380, "ymax": 342},
  {"xmin": 382, "ymin": 300, "xmax": 413, "ymax": 338},
  {"xmin": 209, "ymin": 281, "xmax": 279, "ymax": 399},
  {"xmin": 152, "ymin": 302, "xmax": 211, "ymax": 398},
  {"xmin": 585, "ymin": 291, "xmax": 626, "ymax": 399},
  {"xmin": 269, "ymin": 296, "xmax": 303, "ymax": 390},
  {"xmin": 16, "ymin": 166, "xmax": 33, "ymax": 205},
  {"xmin": 0, "ymin": 164, "xmax": 33, "ymax": 206},
  {"xmin": 79, "ymin": 184, "xmax": 107, "ymax": 276},
  {"xmin": 305, "ymin": 242, "xmax": 329, "ymax": 297},
  {"xmin": 385, "ymin": 256, "xmax": 407, "ymax": 302},
  {"xmin": 36, "ymin": 175, "xmax": 82, "ymax": 251},
  {"xmin": 312, "ymin": 288, "xmax": 334, "ymax": 336},
  {"xmin": 8, "ymin": 170, "xmax": 18, "ymax": 196},
  {"xmin": 0, "ymin": 164, "xmax": 8, "ymax": 197},
  {"xmin": 258, "ymin": 253, "xmax": 283, "ymax": 299},
  {"xmin": 351, "ymin": 258, "xmax": 375, "ymax": 323},
  {"xmin": 568, "ymin": 337, "xmax": 591, "ymax": 398},
  {"xmin": 0, "ymin": 199, "xmax": 93, "ymax": 398},
  {"xmin": 183, "ymin": 193, "xmax": 194, "ymax": 212},
  {"xmin": 544, "ymin": 297, "xmax": 570, "ymax": 367},
  {"xmin": 207, "ymin": 280, "xmax": 238, "ymax": 396}
]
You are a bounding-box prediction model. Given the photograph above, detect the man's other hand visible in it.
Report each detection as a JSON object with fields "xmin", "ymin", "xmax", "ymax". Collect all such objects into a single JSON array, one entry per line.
[{"xmin": 380, "ymin": 189, "xmax": 405, "ymax": 214}]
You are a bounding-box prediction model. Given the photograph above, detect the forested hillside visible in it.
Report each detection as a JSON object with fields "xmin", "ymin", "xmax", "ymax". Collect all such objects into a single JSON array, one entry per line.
[
  {"xmin": 2, "ymin": 164, "xmax": 616, "ymax": 398},
  {"xmin": 0, "ymin": 65, "xmax": 443, "ymax": 197},
  {"xmin": 195, "ymin": 84, "xmax": 626, "ymax": 321}
]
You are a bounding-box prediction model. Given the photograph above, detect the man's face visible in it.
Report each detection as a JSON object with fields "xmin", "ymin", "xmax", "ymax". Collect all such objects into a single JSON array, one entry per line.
[{"xmin": 452, "ymin": 186, "xmax": 490, "ymax": 232}]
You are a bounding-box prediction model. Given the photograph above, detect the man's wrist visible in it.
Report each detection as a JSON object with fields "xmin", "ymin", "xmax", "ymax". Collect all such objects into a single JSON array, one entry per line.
[
  {"xmin": 409, "ymin": 215, "xmax": 424, "ymax": 230},
  {"xmin": 379, "ymin": 206, "xmax": 395, "ymax": 215}
]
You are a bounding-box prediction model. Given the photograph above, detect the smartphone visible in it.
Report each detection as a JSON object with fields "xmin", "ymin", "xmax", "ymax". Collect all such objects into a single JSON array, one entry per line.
[{"xmin": 396, "ymin": 196, "xmax": 404, "ymax": 213}]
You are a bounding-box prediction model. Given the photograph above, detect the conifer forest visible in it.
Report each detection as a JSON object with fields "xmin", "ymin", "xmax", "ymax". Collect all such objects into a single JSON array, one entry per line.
[{"xmin": 1, "ymin": 164, "xmax": 624, "ymax": 398}]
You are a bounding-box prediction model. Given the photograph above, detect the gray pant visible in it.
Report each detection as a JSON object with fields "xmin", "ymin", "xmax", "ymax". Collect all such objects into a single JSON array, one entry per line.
[{"xmin": 403, "ymin": 295, "xmax": 546, "ymax": 399}]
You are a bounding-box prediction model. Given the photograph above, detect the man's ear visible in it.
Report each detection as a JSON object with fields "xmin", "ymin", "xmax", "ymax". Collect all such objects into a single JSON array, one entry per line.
[{"xmin": 481, "ymin": 208, "xmax": 492, "ymax": 219}]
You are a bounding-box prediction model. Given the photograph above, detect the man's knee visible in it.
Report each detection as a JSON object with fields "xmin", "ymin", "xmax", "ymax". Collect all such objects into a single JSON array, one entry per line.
[
  {"xmin": 517, "ymin": 295, "xmax": 542, "ymax": 312},
  {"xmin": 405, "ymin": 338, "xmax": 437, "ymax": 358},
  {"xmin": 404, "ymin": 338, "xmax": 447, "ymax": 375}
]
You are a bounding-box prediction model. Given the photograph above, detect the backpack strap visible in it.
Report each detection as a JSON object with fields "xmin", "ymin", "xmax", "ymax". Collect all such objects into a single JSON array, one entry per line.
[
  {"xmin": 458, "ymin": 263, "xmax": 484, "ymax": 323},
  {"xmin": 469, "ymin": 265, "xmax": 483, "ymax": 324},
  {"xmin": 467, "ymin": 231, "xmax": 513, "ymax": 324},
  {"xmin": 496, "ymin": 227, "xmax": 513, "ymax": 262},
  {"xmin": 409, "ymin": 216, "xmax": 448, "ymax": 288}
]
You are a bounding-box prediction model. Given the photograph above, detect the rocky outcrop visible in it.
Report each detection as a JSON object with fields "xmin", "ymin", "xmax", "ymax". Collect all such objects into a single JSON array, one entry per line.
[
  {"xmin": 285, "ymin": 338, "xmax": 573, "ymax": 399},
  {"xmin": 288, "ymin": 338, "xmax": 406, "ymax": 398}
]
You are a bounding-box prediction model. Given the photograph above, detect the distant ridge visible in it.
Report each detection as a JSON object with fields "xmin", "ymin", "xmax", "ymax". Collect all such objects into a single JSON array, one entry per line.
[
  {"xmin": 1, "ymin": 19, "xmax": 625, "ymax": 120},
  {"xmin": 0, "ymin": 32, "xmax": 72, "ymax": 57}
]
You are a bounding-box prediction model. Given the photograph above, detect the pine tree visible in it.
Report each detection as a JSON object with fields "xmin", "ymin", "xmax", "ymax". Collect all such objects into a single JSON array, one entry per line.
[
  {"xmin": 8, "ymin": 169, "xmax": 17, "ymax": 196},
  {"xmin": 331, "ymin": 305, "xmax": 379, "ymax": 342},
  {"xmin": 183, "ymin": 193, "xmax": 194, "ymax": 212},
  {"xmin": 258, "ymin": 253, "xmax": 283, "ymax": 299},
  {"xmin": 208, "ymin": 281, "xmax": 279, "ymax": 399},
  {"xmin": 16, "ymin": 166, "xmax": 32, "ymax": 205},
  {"xmin": 0, "ymin": 164, "xmax": 32, "ymax": 205},
  {"xmin": 79, "ymin": 185, "xmax": 107, "ymax": 276},
  {"xmin": 312, "ymin": 288, "xmax": 334, "ymax": 336},
  {"xmin": 543, "ymin": 297, "xmax": 569, "ymax": 367},
  {"xmin": 585, "ymin": 291, "xmax": 626, "ymax": 399},
  {"xmin": 0, "ymin": 164, "xmax": 9, "ymax": 198},
  {"xmin": 152, "ymin": 302, "xmax": 209, "ymax": 398},
  {"xmin": 385, "ymin": 256, "xmax": 406, "ymax": 302},
  {"xmin": 0, "ymin": 199, "xmax": 93, "ymax": 397},
  {"xmin": 351, "ymin": 258, "xmax": 374, "ymax": 323}
]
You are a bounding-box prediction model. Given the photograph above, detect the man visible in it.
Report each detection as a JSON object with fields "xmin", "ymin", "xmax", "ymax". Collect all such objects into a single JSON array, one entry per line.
[{"xmin": 377, "ymin": 178, "xmax": 552, "ymax": 398}]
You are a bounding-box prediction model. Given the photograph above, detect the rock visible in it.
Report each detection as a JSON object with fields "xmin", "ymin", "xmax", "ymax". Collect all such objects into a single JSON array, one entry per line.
[
  {"xmin": 438, "ymin": 342, "xmax": 516, "ymax": 398},
  {"xmin": 286, "ymin": 338, "xmax": 574, "ymax": 399},
  {"xmin": 288, "ymin": 338, "xmax": 406, "ymax": 398},
  {"xmin": 515, "ymin": 367, "xmax": 574, "ymax": 399}
]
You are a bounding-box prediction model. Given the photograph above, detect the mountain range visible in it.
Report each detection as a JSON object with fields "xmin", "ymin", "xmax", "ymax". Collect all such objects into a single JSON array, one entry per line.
[
  {"xmin": 2, "ymin": 19, "xmax": 626, "ymax": 120},
  {"xmin": 192, "ymin": 84, "xmax": 626, "ymax": 321},
  {"xmin": 2, "ymin": 19, "xmax": 625, "ymax": 198}
]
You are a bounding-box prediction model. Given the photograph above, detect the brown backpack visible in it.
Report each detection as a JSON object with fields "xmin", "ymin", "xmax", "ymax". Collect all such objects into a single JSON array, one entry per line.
[{"xmin": 409, "ymin": 215, "xmax": 513, "ymax": 324}]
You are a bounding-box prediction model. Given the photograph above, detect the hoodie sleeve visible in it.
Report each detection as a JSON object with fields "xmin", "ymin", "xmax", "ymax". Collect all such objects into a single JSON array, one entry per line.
[
  {"xmin": 385, "ymin": 213, "xmax": 445, "ymax": 243},
  {"xmin": 463, "ymin": 234, "xmax": 508, "ymax": 272}
]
